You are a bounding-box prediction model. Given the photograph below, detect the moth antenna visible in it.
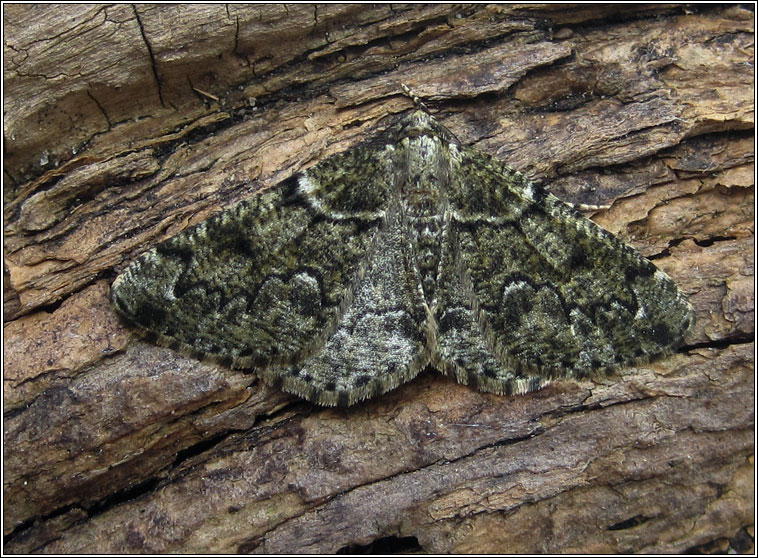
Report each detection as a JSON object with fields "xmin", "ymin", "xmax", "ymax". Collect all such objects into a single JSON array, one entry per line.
[{"xmin": 401, "ymin": 83, "xmax": 430, "ymax": 113}]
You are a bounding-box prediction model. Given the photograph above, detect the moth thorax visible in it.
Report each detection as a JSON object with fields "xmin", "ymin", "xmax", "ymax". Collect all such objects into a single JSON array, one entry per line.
[{"xmin": 400, "ymin": 136, "xmax": 449, "ymax": 303}]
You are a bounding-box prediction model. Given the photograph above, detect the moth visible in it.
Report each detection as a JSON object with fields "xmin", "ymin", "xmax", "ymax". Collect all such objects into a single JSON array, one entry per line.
[{"xmin": 111, "ymin": 108, "xmax": 694, "ymax": 406}]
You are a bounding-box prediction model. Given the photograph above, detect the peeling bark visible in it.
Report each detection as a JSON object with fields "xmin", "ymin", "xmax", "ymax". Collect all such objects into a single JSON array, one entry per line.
[{"xmin": 3, "ymin": 4, "xmax": 753, "ymax": 554}]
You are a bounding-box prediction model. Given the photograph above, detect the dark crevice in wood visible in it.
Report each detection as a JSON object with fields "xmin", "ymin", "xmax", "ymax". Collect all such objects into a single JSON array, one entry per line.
[
  {"xmin": 692, "ymin": 235, "xmax": 739, "ymax": 248},
  {"xmin": 170, "ymin": 430, "xmax": 242, "ymax": 470},
  {"xmin": 682, "ymin": 334, "xmax": 754, "ymax": 353},
  {"xmin": 607, "ymin": 514, "xmax": 652, "ymax": 531},
  {"xmin": 337, "ymin": 534, "xmax": 423, "ymax": 554},
  {"xmin": 83, "ymin": 476, "xmax": 162, "ymax": 519},
  {"xmin": 131, "ymin": 5, "xmax": 165, "ymax": 107}
]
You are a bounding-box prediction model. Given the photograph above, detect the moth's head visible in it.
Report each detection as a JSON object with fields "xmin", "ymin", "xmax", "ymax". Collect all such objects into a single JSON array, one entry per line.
[
  {"xmin": 397, "ymin": 110, "xmax": 441, "ymax": 138},
  {"xmin": 395, "ymin": 109, "xmax": 459, "ymax": 148},
  {"xmin": 408, "ymin": 109, "xmax": 433, "ymax": 125}
]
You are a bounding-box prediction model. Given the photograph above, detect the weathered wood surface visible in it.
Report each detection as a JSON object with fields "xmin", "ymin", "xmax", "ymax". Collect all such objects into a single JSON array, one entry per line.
[{"xmin": 3, "ymin": 4, "xmax": 754, "ymax": 554}]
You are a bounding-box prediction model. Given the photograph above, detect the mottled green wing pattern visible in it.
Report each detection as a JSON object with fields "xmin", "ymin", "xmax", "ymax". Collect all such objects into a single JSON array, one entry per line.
[
  {"xmin": 113, "ymin": 109, "xmax": 694, "ymax": 406},
  {"xmin": 259, "ymin": 209, "xmax": 431, "ymax": 406},
  {"xmin": 112, "ymin": 142, "xmax": 394, "ymax": 369},
  {"xmin": 437, "ymin": 146, "xmax": 694, "ymax": 393}
]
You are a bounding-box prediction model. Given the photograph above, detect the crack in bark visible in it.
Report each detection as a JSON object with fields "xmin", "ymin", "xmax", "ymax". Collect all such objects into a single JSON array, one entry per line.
[
  {"xmin": 232, "ymin": 15, "xmax": 242, "ymax": 60},
  {"xmin": 86, "ymin": 90, "xmax": 113, "ymax": 128},
  {"xmin": 682, "ymin": 334, "xmax": 754, "ymax": 352},
  {"xmin": 131, "ymin": 5, "xmax": 165, "ymax": 107}
]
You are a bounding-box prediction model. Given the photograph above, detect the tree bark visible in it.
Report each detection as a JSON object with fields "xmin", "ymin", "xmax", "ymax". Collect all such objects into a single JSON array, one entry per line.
[{"xmin": 3, "ymin": 4, "xmax": 753, "ymax": 554}]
